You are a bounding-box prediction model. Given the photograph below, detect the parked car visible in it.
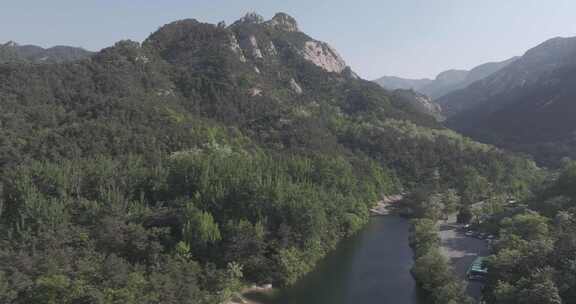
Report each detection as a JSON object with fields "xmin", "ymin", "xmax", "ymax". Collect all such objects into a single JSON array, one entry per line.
[{"xmin": 467, "ymin": 257, "xmax": 488, "ymax": 282}]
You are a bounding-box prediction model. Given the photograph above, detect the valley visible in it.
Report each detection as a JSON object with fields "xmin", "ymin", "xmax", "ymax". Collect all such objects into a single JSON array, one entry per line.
[
  {"xmin": 1, "ymin": 5, "xmax": 575, "ymax": 304},
  {"xmin": 379, "ymin": 36, "xmax": 576, "ymax": 167}
]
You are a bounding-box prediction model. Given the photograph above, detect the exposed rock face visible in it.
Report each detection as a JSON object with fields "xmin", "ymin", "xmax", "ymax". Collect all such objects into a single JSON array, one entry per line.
[
  {"xmin": 249, "ymin": 87, "xmax": 263, "ymax": 96},
  {"xmin": 135, "ymin": 55, "xmax": 150, "ymax": 64},
  {"xmin": 249, "ymin": 36, "xmax": 263, "ymax": 59},
  {"xmin": 155, "ymin": 88, "xmax": 175, "ymax": 97},
  {"xmin": 290, "ymin": 78, "xmax": 303, "ymax": 94},
  {"xmin": 228, "ymin": 13, "xmax": 350, "ymax": 74},
  {"xmin": 300, "ymin": 41, "xmax": 347, "ymax": 73},
  {"xmin": 266, "ymin": 41, "xmax": 278, "ymax": 57},
  {"xmin": 239, "ymin": 35, "xmax": 264, "ymax": 59},
  {"xmin": 266, "ymin": 13, "xmax": 299, "ymax": 32},
  {"xmin": 344, "ymin": 67, "xmax": 361, "ymax": 79},
  {"xmin": 228, "ymin": 34, "xmax": 246, "ymax": 62},
  {"xmin": 237, "ymin": 12, "xmax": 264, "ymax": 24},
  {"xmin": 392, "ymin": 89, "xmax": 443, "ymax": 120}
]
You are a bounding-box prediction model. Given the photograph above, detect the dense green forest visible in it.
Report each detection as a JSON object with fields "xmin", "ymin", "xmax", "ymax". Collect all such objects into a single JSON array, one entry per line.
[
  {"xmin": 479, "ymin": 161, "xmax": 576, "ymax": 304},
  {"xmin": 0, "ymin": 41, "xmax": 93, "ymax": 64},
  {"xmin": 0, "ymin": 13, "xmax": 543, "ymax": 303}
]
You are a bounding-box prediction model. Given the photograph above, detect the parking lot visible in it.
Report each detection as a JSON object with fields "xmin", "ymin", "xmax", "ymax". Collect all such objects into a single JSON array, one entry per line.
[{"xmin": 438, "ymin": 220, "xmax": 491, "ymax": 301}]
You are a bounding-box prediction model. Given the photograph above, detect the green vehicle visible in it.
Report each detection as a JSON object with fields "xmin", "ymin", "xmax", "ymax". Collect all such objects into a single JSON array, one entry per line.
[{"xmin": 467, "ymin": 257, "xmax": 488, "ymax": 281}]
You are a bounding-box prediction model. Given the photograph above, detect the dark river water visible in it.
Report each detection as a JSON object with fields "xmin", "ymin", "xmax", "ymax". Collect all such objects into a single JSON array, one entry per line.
[{"xmin": 249, "ymin": 216, "xmax": 422, "ymax": 304}]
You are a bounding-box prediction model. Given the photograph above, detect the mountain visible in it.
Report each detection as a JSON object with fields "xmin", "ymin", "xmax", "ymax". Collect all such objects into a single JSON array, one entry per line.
[
  {"xmin": 0, "ymin": 41, "xmax": 93, "ymax": 63},
  {"xmin": 422, "ymin": 69, "xmax": 469, "ymax": 98},
  {"xmin": 391, "ymin": 89, "xmax": 443, "ymax": 120},
  {"xmin": 374, "ymin": 57, "xmax": 517, "ymax": 99},
  {"xmin": 0, "ymin": 12, "xmax": 540, "ymax": 303},
  {"xmin": 463, "ymin": 57, "xmax": 520, "ymax": 84},
  {"xmin": 440, "ymin": 36, "xmax": 576, "ymax": 166},
  {"xmin": 373, "ymin": 75, "xmax": 432, "ymax": 92}
]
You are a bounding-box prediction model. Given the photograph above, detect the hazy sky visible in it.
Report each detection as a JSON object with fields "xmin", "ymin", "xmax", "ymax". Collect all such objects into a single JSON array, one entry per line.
[{"xmin": 3, "ymin": 0, "xmax": 576, "ymax": 79}]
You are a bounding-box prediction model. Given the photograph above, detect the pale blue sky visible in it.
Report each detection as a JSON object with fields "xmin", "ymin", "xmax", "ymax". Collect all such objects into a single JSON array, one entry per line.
[{"xmin": 2, "ymin": 0, "xmax": 576, "ymax": 79}]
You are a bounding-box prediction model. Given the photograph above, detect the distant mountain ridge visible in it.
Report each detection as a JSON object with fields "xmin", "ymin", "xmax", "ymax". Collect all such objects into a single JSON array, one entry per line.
[
  {"xmin": 0, "ymin": 41, "xmax": 93, "ymax": 63},
  {"xmin": 374, "ymin": 57, "xmax": 518, "ymax": 99},
  {"xmin": 440, "ymin": 36, "xmax": 576, "ymax": 166}
]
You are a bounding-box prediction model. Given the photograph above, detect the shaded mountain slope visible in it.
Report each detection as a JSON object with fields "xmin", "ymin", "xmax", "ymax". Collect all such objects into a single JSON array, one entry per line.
[{"xmin": 441, "ymin": 37, "xmax": 576, "ymax": 166}]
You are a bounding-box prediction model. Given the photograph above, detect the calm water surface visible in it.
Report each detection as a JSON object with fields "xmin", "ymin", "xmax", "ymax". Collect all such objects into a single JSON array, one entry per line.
[{"xmin": 251, "ymin": 216, "xmax": 422, "ymax": 304}]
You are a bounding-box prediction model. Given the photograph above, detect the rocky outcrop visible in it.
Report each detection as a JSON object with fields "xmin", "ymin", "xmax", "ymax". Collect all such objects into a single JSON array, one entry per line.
[
  {"xmin": 229, "ymin": 34, "xmax": 247, "ymax": 62},
  {"xmin": 4, "ymin": 41, "xmax": 17, "ymax": 47},
  {"xmin": 370, "ymin": 195, "xmax": 404, "ymax": 216},
  {"xmin": 392, "ymin": 89, "xmax": 443, "ymax": 120},
  {"xmin": 265, "ymin": 41, "xmax": 278, "ymax": 57},
  {"xmin": 266, "ymin": 13, "xmax": 299, "ymax": 32},
  {"xmin": 300, "ymin": 41, "xmax": 347, "ymax": 73},
  {"xmin": 290, "ymin": 78, "xmax": 303, "ymax": 94},
  {"xmin": 239, "ymin": 35, "xmax": 264, "ymax": 59},
  {"xmin": 249, "ymin": 87, "xmax": 263, "ymax": 96},
  {"xmin": 229, "ymin": 13, "xmax": 350, "ymax": 74},
  {"xmin": 236, "ymin": 12, "xmax": 264, "ymax": 25},
  {"xmin": 248, "ymin": 36, "xmax": 263, "ymax": 59}
]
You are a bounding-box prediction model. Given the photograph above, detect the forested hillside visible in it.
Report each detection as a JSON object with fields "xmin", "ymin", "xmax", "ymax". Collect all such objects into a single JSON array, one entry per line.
[
  {"xmin": 0, "ymin": 41, "xmax": 93, "ymax": 63},
  {"xmin": 0, "ymin": 13, "xmax": 541, "ymax": 303},
  {"xmin": 480, "ymin": 161, "xmax": 576, "ymax": 304}
]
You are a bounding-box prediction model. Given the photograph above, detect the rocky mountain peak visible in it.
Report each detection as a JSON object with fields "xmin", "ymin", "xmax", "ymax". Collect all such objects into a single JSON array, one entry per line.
[
  {"xmin": 3, "ymin": 41, "xmax": 18, "ymax": 48},
  {"xmin": 237, "ymin": 12, "xmax": 265, "ymax": 24},
  {"xmin": 300, "ymin": 41, "xmax": 347, "ymax": 73},
  {"xmin": 267, "ymin": 12, "xmax": 299, "ymax": 32}
]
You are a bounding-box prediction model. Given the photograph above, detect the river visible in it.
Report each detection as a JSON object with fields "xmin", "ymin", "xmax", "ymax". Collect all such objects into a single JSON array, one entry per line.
[{"xmin": 247, "ymin": 216, "xmax": 422, "ymax": 304}]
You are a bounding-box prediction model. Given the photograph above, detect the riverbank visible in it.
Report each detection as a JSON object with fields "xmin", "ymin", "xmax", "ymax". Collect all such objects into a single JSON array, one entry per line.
[
  {"xmin": 234, "ymin": 195, "xmax": 407, "ymax": 304},
  {"xmin": 370, "ymin": 195, "xmax": 404, "ymax": 215},
  {"xmin": 226, "ymin": 285, "xmax": 274, "ymax": 304},
  {"xmin": 236, "ymin": 216, "xmax": 420, "ymax": 304},
  {"xmin": 409, "ymin": 218, "xmax": 472, "ymax": 304}
]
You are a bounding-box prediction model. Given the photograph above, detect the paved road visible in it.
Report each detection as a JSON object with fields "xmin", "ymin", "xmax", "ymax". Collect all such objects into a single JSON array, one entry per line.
[{"xmin": 438, "ymin": 220, "xmax": 490, "ymax": 301}]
